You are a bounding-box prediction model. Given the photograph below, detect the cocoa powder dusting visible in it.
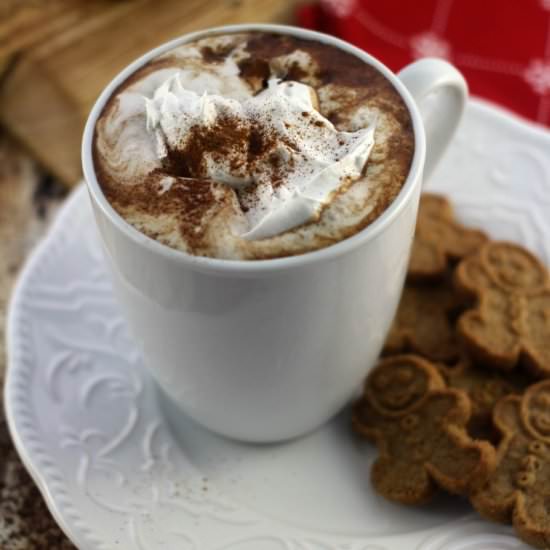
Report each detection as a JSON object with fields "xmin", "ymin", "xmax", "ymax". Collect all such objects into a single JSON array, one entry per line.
[
  {"xmin": 236, "ymin": 185, "xmax": 256, "ymax": 214},
  {"xmin": 101, "ymin": 172, "xmax": 222, "ymax": 254},
  {"xmin": 166, "ymin": 115, "xmax": 250, "ymax": 178},
  {"xmin": 93, "ymin": 31, "xmax": 415, "ymax": 260},
  {"xmin": 173, "ymin": 179, "xmax": 217, "ymax": 250},
  {"xmin": 248, "ymin": 128, "xmax": 266, "ymax": 157},
  {"xmin": 164, "ymin": 114, "xmax": 285, "ymax": 186}
]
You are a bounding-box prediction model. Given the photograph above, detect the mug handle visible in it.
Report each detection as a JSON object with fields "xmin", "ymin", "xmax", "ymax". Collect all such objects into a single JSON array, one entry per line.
[{"xmin": 398, "ymin": 58, "xmax": 468, "ymax": 181}]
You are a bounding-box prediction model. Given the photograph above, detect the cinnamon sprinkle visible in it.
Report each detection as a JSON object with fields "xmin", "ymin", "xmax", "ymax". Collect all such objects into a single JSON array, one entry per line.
[{"xmin": 93, "ymin": 31, "xmax": 415, "ymax": 260}]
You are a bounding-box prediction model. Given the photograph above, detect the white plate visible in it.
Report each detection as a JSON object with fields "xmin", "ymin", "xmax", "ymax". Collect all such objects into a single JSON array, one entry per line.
[{"xmin": 6, "ymin": 98, "xmax": 550, "ymax": 550}]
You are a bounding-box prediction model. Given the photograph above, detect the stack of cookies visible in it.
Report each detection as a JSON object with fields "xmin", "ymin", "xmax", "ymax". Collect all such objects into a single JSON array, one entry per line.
[{"xmin": 352, "ymin": 193, "xmax": 550, "ymax": 549}]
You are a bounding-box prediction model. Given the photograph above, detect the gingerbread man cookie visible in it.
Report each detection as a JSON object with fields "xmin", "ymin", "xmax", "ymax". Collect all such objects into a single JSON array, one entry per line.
[
  {"xmin": 455, "ymin": 241, "xmax": 550, "ymax": 378},
  {"xmin": 352, "ymin": 355, "xmax": 496, "ymax": 504},
  {"xmin": 438, "ymin": 358, "xmax": 529, "ymax": 441},
  {"xmin": 409, "ymin": 194, "xmax": 488, "ymax": 281},
  {"xmin": 384, "ymin": 276, "xmax": 463, "ymax": 363},
  {"xmin": 471, "ymin": 380, "xmax": 550, "ymax": 549}
]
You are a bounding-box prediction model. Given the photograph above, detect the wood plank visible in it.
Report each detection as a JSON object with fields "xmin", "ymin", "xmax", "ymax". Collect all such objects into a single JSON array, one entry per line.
[
  {"xmin": 0, "ymin": 0, "xmax": 300, "ymax": 186},
  {"xmin": 0, "ymin": 0, "xmax": 151, "ymax": 60},
  {"xmin": 0, "ymin": 55, "xmax": 84, "ymax": 185}
]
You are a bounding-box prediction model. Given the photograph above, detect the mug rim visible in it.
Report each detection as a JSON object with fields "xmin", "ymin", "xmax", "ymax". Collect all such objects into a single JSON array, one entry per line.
[{"xmin": 82, "ymin": 23, "xmax": 426, "ymax": 274}]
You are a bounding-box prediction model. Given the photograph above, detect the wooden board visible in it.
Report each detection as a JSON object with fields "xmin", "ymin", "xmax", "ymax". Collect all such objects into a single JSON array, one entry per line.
[{"xmin": 0, "ymin": 0, "xmax": 302, "ymax": 186}]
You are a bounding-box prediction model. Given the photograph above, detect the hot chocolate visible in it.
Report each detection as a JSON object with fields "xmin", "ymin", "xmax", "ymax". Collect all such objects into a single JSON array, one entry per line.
[{"xmin": 93, "ymin": 31, "xmax": 414, "ymax": 259}]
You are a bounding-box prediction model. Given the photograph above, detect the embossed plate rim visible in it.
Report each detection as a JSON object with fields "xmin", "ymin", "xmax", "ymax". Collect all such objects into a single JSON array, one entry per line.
[{"xmin": 5, "ymin": 185, "xmax": 105, "ymax": 550}]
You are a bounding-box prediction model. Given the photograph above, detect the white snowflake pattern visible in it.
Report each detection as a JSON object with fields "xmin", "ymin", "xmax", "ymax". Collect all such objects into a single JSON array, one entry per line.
[
  {"xmin": 410, "ymin": 31, "xmax": 451, "ymax": 60},
  {"xmin": 540, "ymin": 0, "xmax": 550, "ymax": 10},
  {"xmin": 524, "ymin": 59, "xmax": 550, "ymax": 95},
  {"xmin": 320, "ymin": 0, "xmax": 356, "ymax": 18}
]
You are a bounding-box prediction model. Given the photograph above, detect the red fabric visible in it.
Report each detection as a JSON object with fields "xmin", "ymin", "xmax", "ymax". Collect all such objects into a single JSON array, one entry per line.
[{"xmin": 297, "ymin": 0, "xmax": 550, "ymax": 126}]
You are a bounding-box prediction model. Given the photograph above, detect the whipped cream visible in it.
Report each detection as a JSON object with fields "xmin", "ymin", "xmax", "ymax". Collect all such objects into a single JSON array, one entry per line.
[{"xmin": 145, "ymin": 74, "xmax": 376, "ymax": 239}]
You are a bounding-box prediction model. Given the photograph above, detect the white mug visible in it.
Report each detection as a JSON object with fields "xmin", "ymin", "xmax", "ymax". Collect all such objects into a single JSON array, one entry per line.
[{"xmin": 82, "ymin": 23, "xmax": 467, "ymax": 442}]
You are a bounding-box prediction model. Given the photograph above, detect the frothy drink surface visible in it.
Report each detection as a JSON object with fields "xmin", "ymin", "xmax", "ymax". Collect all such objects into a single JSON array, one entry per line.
[{"xmin": 93, "ymin": 32, "xmax": 414, "ymax": 260}]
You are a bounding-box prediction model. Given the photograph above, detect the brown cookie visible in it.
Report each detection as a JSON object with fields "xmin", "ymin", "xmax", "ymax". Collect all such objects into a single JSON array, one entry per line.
[
  {"xmin": 471, "ymin": 380, "xmax": 550, "ymax": 549},
  {"xmin": 352, "ymin": 355, "xmax": 496, "ymax": 504},
  {"xmin": 409, "ymin": 193, "xmax": 488, "ymax": 281},
  {"xmin": 438, "ymin": 358, "xmax": 530, "ymax": 441},
  {"xmin": 455, "ymin": 241, "xmax": 550, "ymax": 378},
  {"xmin": 384, "ymin": 276, "xmax": 463, "ymax": 363}
]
